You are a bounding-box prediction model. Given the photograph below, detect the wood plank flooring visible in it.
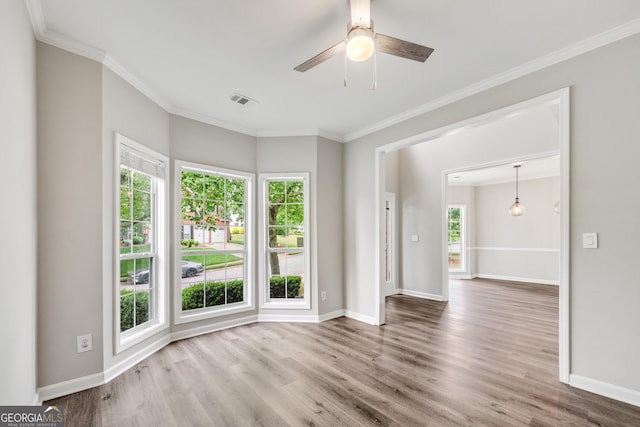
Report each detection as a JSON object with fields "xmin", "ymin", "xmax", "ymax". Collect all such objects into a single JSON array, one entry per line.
[{"xmin": 47, "ymin": 279, "xmax": 640, "ymax": 426}]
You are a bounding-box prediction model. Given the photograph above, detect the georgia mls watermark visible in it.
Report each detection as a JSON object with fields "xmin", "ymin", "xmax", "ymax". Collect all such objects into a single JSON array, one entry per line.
[{"xmin": 0, "ymin": 406, "xmax": 64, "ymax": 427}]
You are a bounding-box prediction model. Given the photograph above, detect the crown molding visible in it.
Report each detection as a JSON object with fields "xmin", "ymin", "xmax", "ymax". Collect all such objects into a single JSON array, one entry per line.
[
  {"xmin": 255, "ymin": 129, "xmax": 344, "ymax": 143},
  {"xmin": 102, "ymin": 54, "xmax": 172, "ymax": 111},
  {"xmin": 24, "ymin": 0, "xmax": 640, "ymax": 143},
  {"xmin": 343, "ymin": 17, "xmax": 640, "ymax": 142},
  {"xmin": 170, "ymin": 107, "xmax": 258, "ymax": 137}
]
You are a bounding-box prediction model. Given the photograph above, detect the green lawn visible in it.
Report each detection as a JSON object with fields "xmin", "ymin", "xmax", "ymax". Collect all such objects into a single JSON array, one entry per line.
[{"xmin": 181, "ymin": 252, "xmax": 242, "ymax": 270}]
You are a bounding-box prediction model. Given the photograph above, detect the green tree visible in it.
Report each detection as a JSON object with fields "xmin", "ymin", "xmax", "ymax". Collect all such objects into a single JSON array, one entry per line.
[{"xmin": 180, "ymin": 171, "xmax": 246, "ymax": 233}]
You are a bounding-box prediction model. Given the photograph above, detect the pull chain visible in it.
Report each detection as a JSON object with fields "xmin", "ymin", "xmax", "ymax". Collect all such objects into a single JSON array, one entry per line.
[
  {"xmin": 343, "ymin": 48, "xmax": 348, "ymax": 87},
  {"xmin": 372, "ymin": 49, "xmax": 377, "ymax": 90}
]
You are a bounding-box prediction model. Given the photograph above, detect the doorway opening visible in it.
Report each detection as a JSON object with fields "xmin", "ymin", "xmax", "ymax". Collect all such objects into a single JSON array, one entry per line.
[{"xmin": 375, "ymin": 88, "xmax": 570, "ymax": 383}]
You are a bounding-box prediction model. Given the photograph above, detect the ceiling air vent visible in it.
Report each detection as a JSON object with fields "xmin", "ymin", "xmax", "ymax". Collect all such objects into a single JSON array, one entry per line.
[{"xmin": 229, "ymin": 92, "xmax": 258, "ymax": 107}]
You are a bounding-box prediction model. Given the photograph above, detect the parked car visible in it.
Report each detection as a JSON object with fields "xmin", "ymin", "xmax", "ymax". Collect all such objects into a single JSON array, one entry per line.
[
  {"xmin": 181, "ymin": 260, "xmax": 204, "ymax": 278},
  {"xmin": 129, "ymin": 261, "xmax": 203, "ymax": 284}
]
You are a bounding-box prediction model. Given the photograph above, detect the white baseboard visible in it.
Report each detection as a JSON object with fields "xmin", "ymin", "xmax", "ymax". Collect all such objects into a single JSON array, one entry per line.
[
  {"xmin": 258, "ymin": 310, "xmax": 346, "ymax": 323},
  {"xmin": 318, "ymin": 309, "xmax": 346, "ymax": 322},
  {"xmin": 171, "ymin": 315, "xmax": 258, "ymax": 342},
  {"xmin": 474, "ymin": 273, "xmax": 559, "ymax": 286},
  {"xmin": 258, "ymin": 313, "xmax": 321, "ymax": 323},
  {"xmin": 344, "ymin": 310, "xmax": 377, "ymax": 325},
  {"xmin": 38, "ymin": 372, "xmax": 104, "ymax": 403},
  {"xmin": 397, "ymin": 288, "xmax": 445, "ymax": 301},
  {"xmin": 449, "ymin": 274, "xmax": 474, "ymax": 280},
  {"xmin": 570, "ymin": 374, "xmax": 640, "ymax": 408},
  {"xmin": 104, "ymin": 334, "xmax": 172, "ymax": 384}
]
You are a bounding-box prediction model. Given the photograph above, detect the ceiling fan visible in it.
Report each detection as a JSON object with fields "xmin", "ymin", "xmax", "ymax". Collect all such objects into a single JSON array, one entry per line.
[{"xmin": 294, "ymin": 0, "xmax": 434, "ymax": 73}]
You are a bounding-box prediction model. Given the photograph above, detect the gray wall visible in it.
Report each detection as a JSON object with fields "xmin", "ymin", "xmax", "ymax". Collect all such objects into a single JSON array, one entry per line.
[
  {"xmin": 0, "ymin": 1, "xmax": 38, "ymax": 404},
  {"xmin": 317, "ymin": 137, "xmax": 344, "ymax": 315},
  {"xmin": 345, "ymin": 33, "xmax": 640, "ymax": 392},
  {"xmin": 37, "ymin": 43, "xmax": 103, "ymax": 387}
]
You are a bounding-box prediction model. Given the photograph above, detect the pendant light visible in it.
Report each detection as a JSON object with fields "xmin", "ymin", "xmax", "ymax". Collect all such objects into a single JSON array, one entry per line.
[{"xmin": 509, "ymin": 165, "xmax": 525, "ymax": 216}]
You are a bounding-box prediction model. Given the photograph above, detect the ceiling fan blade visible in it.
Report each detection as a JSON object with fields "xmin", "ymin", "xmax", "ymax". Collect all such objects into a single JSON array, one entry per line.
[
  {"xmin": 350, "ymin": 0, "xmax": 371, "ymax": 27},
  {"xmin": 294, "ymin": 40, "xmax": 346, "ymax": 72},
  {"xmin": 375, "ymin": 33, "xmax": 434, "ymax": 62}
]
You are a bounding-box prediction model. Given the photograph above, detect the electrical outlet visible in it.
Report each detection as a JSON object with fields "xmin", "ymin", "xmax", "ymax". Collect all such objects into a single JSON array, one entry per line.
[
  {"xmin": 77, "ymin": 334, "xmax": 93, "ymax": 353},
  {"xmin": 321, "ymin": 291, "xmax": 327, "ymax": 301}
]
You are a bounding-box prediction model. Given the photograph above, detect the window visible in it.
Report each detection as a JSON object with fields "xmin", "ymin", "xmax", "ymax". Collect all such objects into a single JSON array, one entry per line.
[
  {"xmin": 447, "ymin": 205, "xmax": 465, "ymax": 272},
  {"xmin": 260, "ymin": 174, "xmax": 310, "ymax": 309},
  {"xmin": 175, "ymin": 161, "xmax": 254, "ymax": 323},
  {"xmin": 116, "ymin": 134, "xmax": 168, "ymax": 351}
]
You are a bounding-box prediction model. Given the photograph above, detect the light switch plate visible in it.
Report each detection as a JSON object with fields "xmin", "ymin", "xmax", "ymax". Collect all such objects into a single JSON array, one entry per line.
[
  {"xmin": 583, "ymin": 233, "xmax": 598, "ymax": 249},
  {"xmin": 411, "ymin": 235, "xmax": 419, "ymax": 242}
]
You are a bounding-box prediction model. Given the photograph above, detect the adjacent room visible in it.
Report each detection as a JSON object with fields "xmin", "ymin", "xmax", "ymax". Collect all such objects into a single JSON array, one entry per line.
[{"xmin": 3, "ymin": 0, "xmax": 640, "ymax": 425}]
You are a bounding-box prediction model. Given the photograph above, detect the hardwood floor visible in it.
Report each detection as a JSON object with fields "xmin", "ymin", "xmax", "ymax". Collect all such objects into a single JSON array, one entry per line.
[{"xmin": 47, "ymin": 279, "xmax": 640, "ymax": 426}]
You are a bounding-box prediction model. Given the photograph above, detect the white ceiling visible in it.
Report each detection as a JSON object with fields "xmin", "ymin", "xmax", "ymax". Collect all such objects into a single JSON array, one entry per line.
[{"xmin": 30, "ymin": 0, "xmax": 640, "ymax": 141}]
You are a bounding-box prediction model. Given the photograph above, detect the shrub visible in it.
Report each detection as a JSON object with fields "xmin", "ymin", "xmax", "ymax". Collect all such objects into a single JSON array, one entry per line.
[
  {"xmin": 132, "ymin": 236, "xmax": 144, "ymax": 245},
  {"xmin": 120, "ymin": 290, "xmax": 149, "ymax": 332},
  {"xmin": 182, "ymin": 280, "xmax": 244, "ymax": 311},
  {"xmin": 180, "ymin": 239, "xmax": 200, "ymax": 247},
  {"xmin": 269, "ymin": 276, "xmax": 302, "ymax": 299}
]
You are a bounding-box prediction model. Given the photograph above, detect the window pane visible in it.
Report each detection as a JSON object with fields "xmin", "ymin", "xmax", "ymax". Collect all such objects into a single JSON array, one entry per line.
[
  {"xmin": 119, "ymin": 221, "xmax": 132, "ymax": 254},
  {"xmin": 268, "ymin": 181, "xmax": 285, "ymax": 204},
  {"xmin": 226, "ymin": 202, "xmax": 243, "ymax": 223},
  {"xmin": 204, "ymin": 174, "xmax": 225, "ymax": 201},
  {"xmin": 226, "ymin": 178, "xmax": 245, "ymax": 203},
  {"xmin": 268, "ymin": 252, "xmax": 304, "ymax": 300},
  {"xmin": 269, "ymin": 227, "xmax": 286, "ymax": 248},
  {"xmin": 180, "ymin": 255, "xmax": 205, "ymax": 311},
  {"xmin": 286, "ymin": 204, "xmax": 304, "ymax": 226},
  {"xmin": 120, "ymin": 257, "xmax": 153, "ymax": 332},
  {"xmin": 181, "ymin": 171, "xmax": 204, "ymax": 199},
  {"xmin": 132, "ymin": 189, "xmax": 151, "ymax": 222},
  {"xmin": 120, "ymin": 166, "xmax": 130, "ymax": 187},
  {"xmin": 132, "ymin": 222, "xmax": 152, "ymax": 252},
  {"xmin": 203, "ymin": 253, "xmax": 244, "ymax": 307},
  {"xmin": 286, "ymin": 181, "xmax": 304, "ymax": 203},
  {"xmin": 229, "ymin": 226, "xmax": 245, "ymax": 247},
  {"xmin": 132, "ymin": 172, "xmax": 151, "ymax": 192},
  {"xmin": 268, "ymin": 204, "xmax": 282, "ymax": 226},
  {"xmin": 119, "ymin": 186, "xmax": 131, "ymax": 220}
]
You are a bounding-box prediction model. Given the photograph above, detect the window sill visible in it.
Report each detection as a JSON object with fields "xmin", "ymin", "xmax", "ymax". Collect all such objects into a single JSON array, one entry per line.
[{"xmin": 174, "ymin": 301, "xmax": 254, "ymax": 325}]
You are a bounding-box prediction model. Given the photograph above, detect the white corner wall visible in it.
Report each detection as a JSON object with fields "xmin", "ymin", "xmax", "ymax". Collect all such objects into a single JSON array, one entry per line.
[{"xmin": 0, "ymin": 1, "xmax": 38, "ymax": 405}]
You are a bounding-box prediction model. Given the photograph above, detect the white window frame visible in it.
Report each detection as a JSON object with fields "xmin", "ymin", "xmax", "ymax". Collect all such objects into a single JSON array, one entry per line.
[
  {"xmin": 259, "ymin": 173, "xmax": 311, "ymax": 309},
  {"xmin": 447, "ymin": 204, "xmax": 466, "ymax": 273},
  {"xmin": 114, "ymin": 134, "xmax": 169, "ymax": 353},
  {"xmin": 174, "ymin": 160, "xmax": 254, "ymax": 324}
]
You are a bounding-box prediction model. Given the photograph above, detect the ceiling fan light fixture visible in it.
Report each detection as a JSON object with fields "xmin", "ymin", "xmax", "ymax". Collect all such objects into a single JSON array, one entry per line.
[{"xmin": 346, "ymin": 27, "xmax": 375, "ymax": 61}]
